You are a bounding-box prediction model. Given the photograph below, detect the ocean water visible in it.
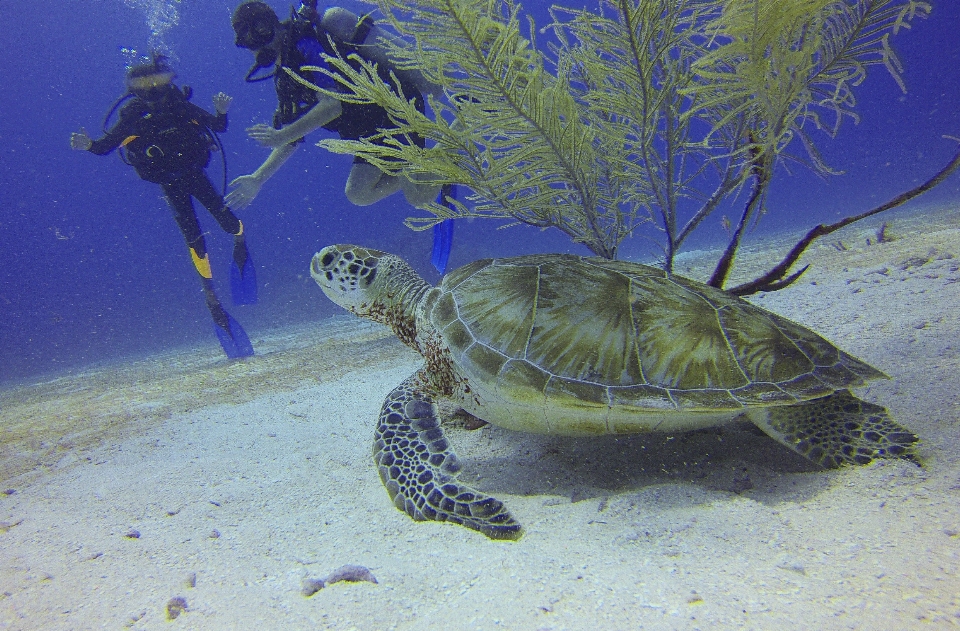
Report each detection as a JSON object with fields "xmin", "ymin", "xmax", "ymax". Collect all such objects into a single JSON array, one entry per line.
[
  {"xmin": 1, "ymin": 0, "xmax": 958, "ymax": 385},
  {"xmin": 1, "ymin": 2, "xmax": 960, "ymax": 629}
]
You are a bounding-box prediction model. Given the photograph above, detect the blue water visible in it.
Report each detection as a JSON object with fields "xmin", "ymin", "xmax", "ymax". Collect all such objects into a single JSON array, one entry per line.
[{"xmin": 1, "ymin": 0, "xmax": 958, "ymax": 386}]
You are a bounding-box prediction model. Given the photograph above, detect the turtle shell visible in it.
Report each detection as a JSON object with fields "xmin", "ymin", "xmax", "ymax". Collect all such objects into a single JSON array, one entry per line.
[{"xmin": 427, "ymin": 254, "xmax": 884, "ymax": 433}]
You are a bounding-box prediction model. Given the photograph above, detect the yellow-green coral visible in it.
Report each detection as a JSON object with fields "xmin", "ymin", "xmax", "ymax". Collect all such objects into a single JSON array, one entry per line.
[{"xmin": 302, "ymin": 0, "xmax": 930, "ymax": 265}]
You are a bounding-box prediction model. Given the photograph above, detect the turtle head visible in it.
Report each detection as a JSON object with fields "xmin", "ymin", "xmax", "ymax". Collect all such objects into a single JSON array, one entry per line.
[{"xmin": 311, "ymin": 245, "xmax": 430, "ymax": 328}]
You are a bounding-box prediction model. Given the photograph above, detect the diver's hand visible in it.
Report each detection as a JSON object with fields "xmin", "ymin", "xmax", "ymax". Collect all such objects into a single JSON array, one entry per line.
[
  {"xmin": 246, "ymin": 123, "xmax": 287, "ymax": 148},
  {"xmin": 213, "ymin": 92, "xmax": 233, "ymax": 115},
  {"xmin": 70, "ymin": 128, "xmax": 92, "ymax": 151},
  {"xmin": 226, "ymin": 174, "xmax": 263, "ymax": 210}
]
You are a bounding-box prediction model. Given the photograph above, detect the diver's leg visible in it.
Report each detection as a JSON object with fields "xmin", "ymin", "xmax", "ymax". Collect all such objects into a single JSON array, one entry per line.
[
  {"xmin": 184, "ymin": 170, "xmax": 257, "ymax": 306},
  {"xmin": 162, "ymin": 181, "xmax": 222, "ymax": 313},
  {"xmin": 183, "ymin": 170, "xmax": 248, "ymax": 270},
  {"xmin": 400, "ymin": 174, "xmax": 443, "ymax": 208},
  {"xmin": 344, "ymin": 160, "xmax": 402, "ymax": 206},
  {"xmin": 162, "ymin": 181, "xmax": 253, "ymax": 356},
  {"xmin": 396, "ymin": 116, "xmax": 443, "ymax": 207},
  {"xmin": 163, "ymin": 182, "xmax": 210, "ymax": 275}
]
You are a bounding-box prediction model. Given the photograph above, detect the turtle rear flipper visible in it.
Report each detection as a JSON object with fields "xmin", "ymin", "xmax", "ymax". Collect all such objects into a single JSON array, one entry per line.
[
  {"xmin": 375, "ymin": 375, "xmax": 522, "ymax": 540},
  {"xmin": 747, "ymin": 390, "xmax": 920, "ymax": 468}
]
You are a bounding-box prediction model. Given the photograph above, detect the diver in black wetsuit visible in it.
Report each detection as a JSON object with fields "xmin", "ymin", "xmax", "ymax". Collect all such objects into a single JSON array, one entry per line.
[{"xmin": 70, "ymin": 55, "xmax": 256, "ymax": 358}]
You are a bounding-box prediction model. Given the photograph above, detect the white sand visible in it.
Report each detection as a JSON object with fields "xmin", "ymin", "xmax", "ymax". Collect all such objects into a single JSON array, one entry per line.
[{"xmin": 2, "ymin": 208, "xmax": 959, "ymax": 630}]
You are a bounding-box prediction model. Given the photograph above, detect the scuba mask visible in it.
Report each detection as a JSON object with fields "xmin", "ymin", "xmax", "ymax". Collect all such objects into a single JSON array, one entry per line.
[
  {"xmin": 232, "ymin": 2, "xmax": 281, "ymax": 82},
  {"xmin": 127, "ymin": 69, "xmax": 176, "ymax": 101},
  {"xmin": 134, "ymin": 86, "xmax": 169, "ymax": 102},
  {"xmin": 234, "ymin": 18, "xmax": 276, "ymax": 50},
  {"xmin": 233, "ymin": 2, "xmax": 279, "ymax": 50}
]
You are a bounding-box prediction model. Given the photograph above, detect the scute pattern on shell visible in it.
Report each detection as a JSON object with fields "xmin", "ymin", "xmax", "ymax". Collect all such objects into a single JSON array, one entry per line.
[{"xmin": 430, "ymin": 254, "xmax": 884, "ymax": 411}]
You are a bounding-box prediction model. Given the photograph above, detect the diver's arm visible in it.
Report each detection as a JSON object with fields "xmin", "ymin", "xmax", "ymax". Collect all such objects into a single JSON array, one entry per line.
[
  {"xmin": 246, "ymin": 96, "xmax": 342, "ymax": 148},
  {"xmin": 212, "ymin": 92, "xmax": 233, "ymax": 115},
  {"xmin": 184, "ymin": 100, "xmax": 229, "ymax": 134},
  {"xmin": 212, "ymin": 112, "xmax": 228, "ymax": 134},
  {"xmin": 79, "ymin": 103, "xmax": 142, "ymax": 155},
  {"xmin": 283, "ymin": 96, "xmax": 342, "ymax": 141},
  {"xmin": 70, "ymin": 128, "xmax": 93, "ymax": 151},
  {"xmin": 208, "ymin": 92, "xmax": 232, "ymax": 133},
  {"xmin": 225, "ymin": 143, "xmax": 299, "ymax": 209},
  {"xmin": 321, "ymin": 7, "xmax": 443, "ymax": 100},
  {"xmin": 253, "ymin": 143, "xmax": 299, "ymax": 181},
  {"xmin": 86, "ymin": 128, "xmax": 131, "ymax": 155}
]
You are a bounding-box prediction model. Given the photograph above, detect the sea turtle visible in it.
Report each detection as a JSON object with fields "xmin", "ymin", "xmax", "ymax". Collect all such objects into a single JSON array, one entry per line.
[{"xmin": 311, "ymin": 245, "xmax": 919, "ymax": 540}]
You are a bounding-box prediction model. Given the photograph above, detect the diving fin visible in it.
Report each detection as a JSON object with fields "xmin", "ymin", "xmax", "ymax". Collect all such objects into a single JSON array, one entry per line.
[
  {"xmin": 204, "ymin": 283, "xmax": 254, "ymax": 359},
  {"xmin": 230, "ymin": 245, "xmax": 258, "ymax": 306},
  {"xmin": 431, "ymin": 184, "xmax": 457, "ymax": 275},
  {"xmin": 213, "ymin": 308, "xmax": 255, "ymax": 359}
]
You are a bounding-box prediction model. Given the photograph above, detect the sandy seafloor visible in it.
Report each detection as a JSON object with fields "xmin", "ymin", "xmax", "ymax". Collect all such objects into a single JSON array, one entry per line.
[{"xmin": 2, "ymin": 206, "xmax": 959, "ymax": 631}]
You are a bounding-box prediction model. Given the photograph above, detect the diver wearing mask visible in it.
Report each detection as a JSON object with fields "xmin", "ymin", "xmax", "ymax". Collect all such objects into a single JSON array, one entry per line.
[
  {"xmin": 226, "ymin": 1, "xmax": 446, "ymax": 213},
  {"xmin": 70, "ymin": 56, "xmax": 257, "ymax": 358}
]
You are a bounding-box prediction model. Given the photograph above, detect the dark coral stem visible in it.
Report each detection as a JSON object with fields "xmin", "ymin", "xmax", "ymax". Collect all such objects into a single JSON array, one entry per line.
[{"xmin": 729, "ymin": 144, "xmax": 960, "ymax": 296}]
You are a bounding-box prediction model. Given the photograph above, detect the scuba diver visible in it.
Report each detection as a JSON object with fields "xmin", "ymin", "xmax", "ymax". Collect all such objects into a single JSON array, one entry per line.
[
  {"xmin": 229, "ymin": 0, "xmax": 457, "ymax": 273},
  {"xmin": 70, "ymin": 55, "xmax": 257, "ymax": 359}
]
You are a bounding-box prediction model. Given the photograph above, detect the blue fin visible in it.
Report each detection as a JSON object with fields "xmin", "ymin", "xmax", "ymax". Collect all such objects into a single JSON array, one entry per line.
[
  {"xmin": 431, "ymin": 184, "xmax": 457, "ymax": 275},
  {"xmin": 431, "ymin": 220, "xmax": 454, "ymax": 275},
  {"xmin": 214, "ymin": 310, "xmax": 255, "ymax": 358},
  {"xmin": 230, "ymin": 250, "xmax": 258, "ymax": 306}
]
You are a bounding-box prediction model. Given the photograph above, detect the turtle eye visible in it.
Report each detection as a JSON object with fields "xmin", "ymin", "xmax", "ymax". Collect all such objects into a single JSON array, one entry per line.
[{"xmin": 320, "ymin": 252, "xmax": 334, "ymax": 268}]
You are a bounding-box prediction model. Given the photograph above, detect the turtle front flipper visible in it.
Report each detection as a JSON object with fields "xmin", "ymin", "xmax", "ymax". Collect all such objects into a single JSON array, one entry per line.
[
  {"xmin": 747, "ymin": 390, "xmax": 920, "ymax": 468},
  {"xmin": 374, "ymin": 374, "xmax": 522, "ymax": 540}
]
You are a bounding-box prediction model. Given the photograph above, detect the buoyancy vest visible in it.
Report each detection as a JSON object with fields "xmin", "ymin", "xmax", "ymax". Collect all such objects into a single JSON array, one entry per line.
[
  {"xmin": 273, "ymin": 18, "xmax": 327, "ymax": 128},
  {"xmin": 273, "ymin": 15, "xmax": 423, "ymax": 131},
  {"xmin": 120, "ymin": 87, "xmax": 217, "ymax": 184}
]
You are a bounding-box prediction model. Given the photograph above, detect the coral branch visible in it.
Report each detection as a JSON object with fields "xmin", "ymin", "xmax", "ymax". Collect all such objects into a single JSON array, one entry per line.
[{"xmin": 729, "ymin": 143, "xmax": 960, "ymax": 296}]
